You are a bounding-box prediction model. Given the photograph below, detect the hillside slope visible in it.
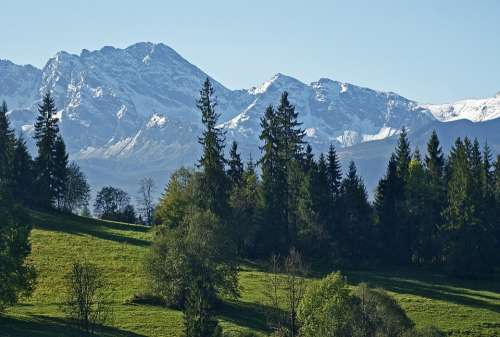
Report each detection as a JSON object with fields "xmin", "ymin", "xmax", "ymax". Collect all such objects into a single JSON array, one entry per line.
[{"xmin": 1, "ymin": 212, "xmax": 499, "ymax": 337}]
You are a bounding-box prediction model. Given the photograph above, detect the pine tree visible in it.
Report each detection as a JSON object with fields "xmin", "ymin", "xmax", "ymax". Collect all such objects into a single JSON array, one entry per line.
[
  {"xmin": 54, "ymin": 136, "xmax": 69, "ymax": 210},
  {"xmin": 11, "ymin": 135, "xmax": 34, "ymax": 206},
  {"xmin": 423, "ymin": 131, "xmax": 445, "ymax": 264},
  {"xmin": 259, "ymin": 105, "xmax": 287, "ymax": 255},
  {"xmin": 374, "ymin": 154, "xmax": 406, "ymax": 265},
  {"xmin": 34, "ymin": 92, "xmax": 60, "ymax": 208},
  {"xmin": 337, "ymin": 162, "xmax": 373, "ymax": 265},
  {"xmin": 395, "ymin": 127, "xmax": 411, "ymax": 182},
  {"xmin": 297, "ymin": 153, "xmax": 331, "ymax": 258},
  {"xmin": 0, "ymin": 101, "xmax": 15, "ymax": 191},
  {"xmin": 227, "ymin": 141, "xmax": 244, "ymax": 188},
  {"xmin": 442, "ymin": 138, "xmax": 493, "ymax": 277},
  {"xmin": 196, "ymin": 78, "xmax": 229, "ymax": 218},
  {"xmin": 276, "ymin": 92, "xmax": 305, "ymax": 252},
  {"xmin": 407, "ymin": 150, "xmax": 433, "ymax": 264},
  {"xmin": 326, "ymin": 144, "xmax": 342, "ymax": 200}
]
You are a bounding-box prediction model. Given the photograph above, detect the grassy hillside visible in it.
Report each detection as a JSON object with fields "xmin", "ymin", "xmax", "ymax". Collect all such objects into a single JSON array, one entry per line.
[{"xmin": 1, "ymin": 211, "xmax": 499, "ymax": 337}]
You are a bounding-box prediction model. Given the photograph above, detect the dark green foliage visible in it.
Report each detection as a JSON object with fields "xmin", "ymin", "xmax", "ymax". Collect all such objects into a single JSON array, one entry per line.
[
  {"xmin": 375, "ymin": 131, "xmax": 412, "ymax": 265},
  {"xmin": 34, "ymin": 92, "xmax": 61, "ymax": 208},
  {"xmin": 258, "ymin": 92, "xmax": 305, "ymax": 256},
  {"xmin": 297, "ymin": 153, "xmax": 331, "ymax": 258},
  {"xmin": 93, "ymin": 186, "xmax": 136, "ymax": 223},
  {"xmin": 227, "ymin": 141, "xmax": 244, "ymax": 188},
  {"xmin": 441, "ymin": 138, "xmax": 496, "ymax": 277},
  {"xmin": 422, "ymin": 131, "xmax": 445, "ymax": 264},
  {"xmin": 229, "ymin": 158, "xmax": 260, "ymax": 257},
  {"xmin": 327, "ymin": 144, "xmax": 342, "ymax": 200},
  {"xmin": 336, "ymin": 162, "xmax": 373, "ymax": 266},
  {"xmin": 11, "ymin": 135, "xmax": 35, "ymax": 206},
  {"xmin": 0, "ymin": 100, "xmax": 15, "ymax": 191},
  {"xmin": 54, "ymin": 136, "xmax": 69, "ymax": 210},
  {"xmin": 197, "ymin": 78, "xmax": 229, "ymax": 218},
  {"xmin": 62, "ymin": 162, "xmax": 91, "ymax": 214},
  {"xmin": 0, "ymin": 191, "xmax": 36, "ymax": 311}
]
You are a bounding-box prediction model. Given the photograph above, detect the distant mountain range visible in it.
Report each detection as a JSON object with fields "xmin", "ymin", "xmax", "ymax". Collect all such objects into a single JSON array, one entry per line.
[{"xmin": 1, "ymin": 42, "xmax": 499, "ymax": 197}]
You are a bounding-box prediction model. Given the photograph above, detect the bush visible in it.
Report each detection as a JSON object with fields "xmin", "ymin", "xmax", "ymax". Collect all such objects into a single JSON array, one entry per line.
[
  {"xmin": 298, "ymin": 271, "xmax": 355, "ymax": 337},
  {"xmin": 0, "ymin": 198, "xmax": 36, "ymax": 311},
  {"xmin": 298, "ymin": 272, "xmax": 415, "ymax": 337},
  {"xmin": 63, "ymin": 261, "xmax": 112, "ymax": 335},
  {"xmin": 352, "ymin": 283, "xmax": 414, "ymax": 337}
]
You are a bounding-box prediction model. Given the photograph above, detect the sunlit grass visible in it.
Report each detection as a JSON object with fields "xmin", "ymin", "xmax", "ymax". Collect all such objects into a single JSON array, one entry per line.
[{"xmin": 1, "ymin": 211, "xmax": 499, "ymax": 336}]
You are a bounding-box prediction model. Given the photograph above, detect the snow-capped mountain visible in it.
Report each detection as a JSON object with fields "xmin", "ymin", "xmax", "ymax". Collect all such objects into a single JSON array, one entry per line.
[
  {"xmin": 224, "ymin": 73, "xmax": 434, "ymax": 155},
  {"xmin": 422, "ymin": 93, "xmax": 500, "ymax": 123},
  {"xmin": 0, "ymin": 42, "xmax": 498, "ymax": 196}
]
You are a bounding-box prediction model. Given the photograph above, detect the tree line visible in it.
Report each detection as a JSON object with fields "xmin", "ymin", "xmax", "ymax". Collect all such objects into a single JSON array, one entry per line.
[
  {"xmin": 155, "ymin": 81, "xmax": 500, "ymax": 280},
  {"xmin": 148, "ymin": 78, "xmax": 495, "ymax": 336}
]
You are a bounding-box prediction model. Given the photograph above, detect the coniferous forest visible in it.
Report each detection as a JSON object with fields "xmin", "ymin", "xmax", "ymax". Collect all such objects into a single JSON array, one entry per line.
[{"xmin": 1, "ymin": 79, "xmax": 499, "ymax": 337}]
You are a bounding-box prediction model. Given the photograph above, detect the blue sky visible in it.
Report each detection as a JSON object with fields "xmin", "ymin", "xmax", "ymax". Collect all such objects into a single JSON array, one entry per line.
[{"xmin": 1, "ymin": 0, "xmax": 499, "ymax": 103}]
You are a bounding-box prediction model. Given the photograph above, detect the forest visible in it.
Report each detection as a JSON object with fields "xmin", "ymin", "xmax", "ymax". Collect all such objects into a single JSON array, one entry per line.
[{"xmin": 1, "ymin": 79, "xmax": 499, "ymax": 337}]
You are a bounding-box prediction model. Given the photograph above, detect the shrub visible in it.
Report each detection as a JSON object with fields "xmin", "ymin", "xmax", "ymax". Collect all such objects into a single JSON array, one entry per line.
[{"xmin": 63, "ymin": 261, "xmax": 112, "ymax": 335}]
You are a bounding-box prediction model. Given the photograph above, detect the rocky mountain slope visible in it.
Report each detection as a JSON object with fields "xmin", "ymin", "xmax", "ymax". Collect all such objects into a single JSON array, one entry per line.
[{"xmin": 1, "ymin": 42, "xmax": 498, "ymax": 196}]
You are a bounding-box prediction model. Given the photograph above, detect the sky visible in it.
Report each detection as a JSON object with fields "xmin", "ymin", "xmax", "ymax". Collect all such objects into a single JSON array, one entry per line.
[{"xmin": 1, "ymin": 0, "xmax": 499, "ymax": 103}]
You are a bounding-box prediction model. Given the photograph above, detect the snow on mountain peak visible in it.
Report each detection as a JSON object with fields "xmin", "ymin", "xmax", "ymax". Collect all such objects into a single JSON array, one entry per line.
[{"xmin": 424, "ymin": 94, "xmax": 500, "ymax": 122}]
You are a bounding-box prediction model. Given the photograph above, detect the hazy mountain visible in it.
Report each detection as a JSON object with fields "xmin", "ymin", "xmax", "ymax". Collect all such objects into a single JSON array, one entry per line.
[{"xmin": 1, "ymin": 42, "xmax": 498, "ymax": 197}]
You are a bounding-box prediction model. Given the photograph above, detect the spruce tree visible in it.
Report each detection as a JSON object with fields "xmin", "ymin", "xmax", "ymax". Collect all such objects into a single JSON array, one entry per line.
[
  {"xmin": 54, "ymin": 136, "xmax": 69, "ymax": 210},
  {"xmin": 196, "ymin": 78, "xmax": 229, "ymax": 218},
  {"xmin": 374, "ymin": 155, "xmax": 406, "ymax": 265},
  {"xmin": 423, "ymin": 131, "xmax": 445, "ymax": 263},
  {"xmin": 227, "ymin": 141, "xmax": 244, "ymax": 188},
  {"xmin": 407, "ymin": 150, "xmax": 433, "ymax": 264},
  {"xmin": 276, "ymin": 91, "xmax": 305, "ymax": 252},
  {"xmin": 395, "ymin": 127, "xmax": 411, "ymax": 182},
  {"xmin": 259, "ymin": 105, "xmax": 288, "ymax": 255},
  {"xmin": 0, "ymin": 101, "xmax": 15, "ymax": 191},
  {"xmin": 326, "ymin": 144, "xmax": 342, "ymax": 200},
  {"xmin": 11, "ymin": 135, "xmax": 34, "ymax": 206},
  {"xmin": 34, "ymin": 92, "xmax": 60, "ymax": 208},
  {"xmin": 337, "ymin": 162, "xmax": 373, "ymax": 265},
  {"xmin": 442, "ymin": 138, "xmax": 493, "ymax": 277}
]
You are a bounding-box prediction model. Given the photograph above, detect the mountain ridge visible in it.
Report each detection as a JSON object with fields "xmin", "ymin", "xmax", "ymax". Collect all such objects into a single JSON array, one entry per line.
[{"xmin": 1, "ymin": 41, "xmax": 498, "ymax": 196}]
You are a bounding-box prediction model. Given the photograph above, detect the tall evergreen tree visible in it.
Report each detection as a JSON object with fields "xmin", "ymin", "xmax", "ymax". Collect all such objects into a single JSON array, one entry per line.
[
  {"xmin": 259, "ymin": 105, "xmax": 288, "ymax": 255},
  {"xmin": 34, "ymin": 92, "xmax": 60, "ymax": 208},
  {"xmin": 337, "ymin": 162, "xmax": 373, "ymax": 266},
  {"xmin": 442, "ymin": 138, "xmax": 494, "ymax": 277},
  {"xmin": 196, "ymin": 78, "xmax": 229, "ymax": 218},
  {"xmin": 407, "ymin": 150, "xmax": 434, "ymax": 264},
  {"xmin": 326, "ymin": 144, "xmax": 342, "ymax": 200},
  {"xmin": 423, "ymin": 131, "xmax": 445, "ymax": 264},
  {"xmin": 395, "ymin": 127, "xmax": 411, "ymax": 182},
  {"xmin": 277, "ymin": 91, "xmax": 305, "ymax": 252},
  {"xmin": 227, "ymin": 141, "xmax": 244, "ymax": 188},
  {"xmin": 297, "ymin": 153, "xmax": 331, "ymax": 258},
  {"xmin": 0, "ymin": 101, "xmax": 15, "ymax": 191},
  {"xmin": 374, "ymin": 154, "xmax": 407, "ymax": 265},
  {"xmin": 11, "ymin": 135, "xmax": 34, "ymax": 206},
  {"xmin": 54, "ymin": 135, "xmax": 69, "ymax": 210}
]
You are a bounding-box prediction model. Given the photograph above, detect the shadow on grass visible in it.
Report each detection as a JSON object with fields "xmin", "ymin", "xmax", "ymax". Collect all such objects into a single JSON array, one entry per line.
[
  {"xmin": 0, "ymin": 314, "xmax": 146, "ymax": 337},
  {"xmin": 218, "ymin": 300, "xmax": 280, "ymax": 333},
  {"xmin": 31, "ymin": 211, "xmax": 150, "ymax": 248},
  {"xmin": 346, "ymin": 270, "xmax": 500, "ymax": 314}
]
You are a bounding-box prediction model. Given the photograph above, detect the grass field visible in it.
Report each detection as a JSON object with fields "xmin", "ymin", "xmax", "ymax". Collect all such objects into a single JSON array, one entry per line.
[{"xmin": 1, "ymin": 211, "xmax": 499, "ymax": 337}]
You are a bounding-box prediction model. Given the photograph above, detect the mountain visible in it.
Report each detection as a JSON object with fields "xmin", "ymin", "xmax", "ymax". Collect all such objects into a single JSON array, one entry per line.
[
  {"xmin": 1, "ymin": 42, "xmax": 498, "ymax": 197},
  {"xmin": 422, "ymin": 92, "xmax": 500, "ymax": 122}
]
